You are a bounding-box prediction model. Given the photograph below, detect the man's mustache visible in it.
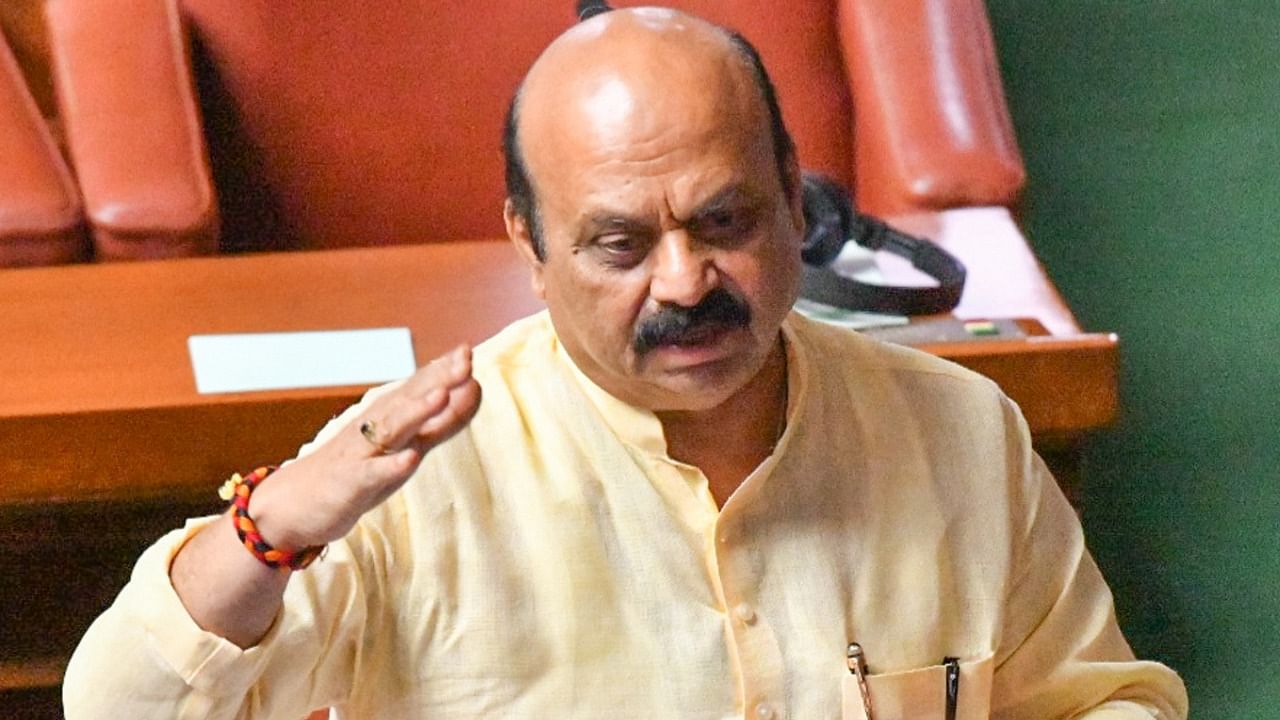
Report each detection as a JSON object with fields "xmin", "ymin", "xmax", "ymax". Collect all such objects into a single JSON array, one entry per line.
[{"xmin": 632, "ymin": 288, "xmax": 752, "ymax": 355}]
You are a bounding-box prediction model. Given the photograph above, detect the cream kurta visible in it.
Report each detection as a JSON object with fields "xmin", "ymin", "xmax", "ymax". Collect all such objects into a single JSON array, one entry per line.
[{"xmin": 64, "ymin": 311, "xmax": 1187, "ymax": 719}]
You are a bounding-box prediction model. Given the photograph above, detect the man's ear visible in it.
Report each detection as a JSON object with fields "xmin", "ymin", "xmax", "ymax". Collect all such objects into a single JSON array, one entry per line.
[{"xmin": 504, "ymin": 199, "xmax": 546, "ymax": 300}]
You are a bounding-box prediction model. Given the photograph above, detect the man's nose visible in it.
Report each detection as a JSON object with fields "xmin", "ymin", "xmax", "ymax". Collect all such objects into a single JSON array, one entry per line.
[{"xmin": 649, "ymin": 231, "xmax": 717, "ymax": 307}]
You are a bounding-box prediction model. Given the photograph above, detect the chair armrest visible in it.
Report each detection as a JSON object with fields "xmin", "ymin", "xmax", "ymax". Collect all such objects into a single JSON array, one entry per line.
[
  {"xmin": 45, "ymin": 0, "xmax": 218, "ymax": 261},
  {"xmin": 837, "ymin": 0, "xmax": 1026, "ymax": 216},
  {"xmin": 0, "ymin": 29, "xmax": 86, "ymax": 267}
]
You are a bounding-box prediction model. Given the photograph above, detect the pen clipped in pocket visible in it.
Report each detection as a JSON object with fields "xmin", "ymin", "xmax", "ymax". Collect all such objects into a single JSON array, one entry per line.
[{"xmin": 841, "ymin": 653, "xmax": 993, "ymax": 720}]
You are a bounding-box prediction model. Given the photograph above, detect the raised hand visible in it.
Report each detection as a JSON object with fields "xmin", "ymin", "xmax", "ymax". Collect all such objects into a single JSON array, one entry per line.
[
  {"xmin": 168, "ymin": 344, "xmax": 482, "ymax": 649},
  {"xmin": 247, "ymin": 344, "xmax": 482, "ymax": 552}
]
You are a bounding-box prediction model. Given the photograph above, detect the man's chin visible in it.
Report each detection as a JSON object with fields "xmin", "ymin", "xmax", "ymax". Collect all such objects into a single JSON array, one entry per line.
[
  {"xmin": 646, "ymin": 384, "xmax": 742, "ymax": 414},
  {"xmin": 639, "ymin": 333, "xmax": 764, "ymax": 411}
]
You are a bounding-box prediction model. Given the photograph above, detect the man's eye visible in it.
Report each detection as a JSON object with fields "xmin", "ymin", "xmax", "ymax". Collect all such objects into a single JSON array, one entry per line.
[
  {"xmin": 592, "ymin": 234, "xmax": 646, "ymax": 266},
  {"xmin": 598, "ymin": 234, "xmax": 636, "ymax": 252},
  {"xmin": 705, "ymin": 210, "xmax": 737, "ymax": 228},
  {"xmin": 693, "ymin": 207, "xmax": 755, "ymax": 242}
]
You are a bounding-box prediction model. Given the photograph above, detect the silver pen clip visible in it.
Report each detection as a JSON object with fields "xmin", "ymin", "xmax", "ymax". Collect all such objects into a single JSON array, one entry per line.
[{"xmin": 846, "ymin": 642, "xmax": 874, "ymax": 720}]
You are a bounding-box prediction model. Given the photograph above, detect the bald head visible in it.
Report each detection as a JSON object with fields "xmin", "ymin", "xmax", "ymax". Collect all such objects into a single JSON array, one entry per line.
[{"xmin": 503, "ymin": 7, "xmax": 795, "ymax": 258}]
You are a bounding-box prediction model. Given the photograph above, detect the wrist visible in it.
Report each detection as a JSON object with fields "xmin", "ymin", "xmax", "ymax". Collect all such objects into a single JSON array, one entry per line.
[
  {"xmin": 221, "ymin": 467, "xmax": 325, "ymax": 571},
  {"xmin": 243, "ymin": 469, "xmax": 306, "ymax": 549}
]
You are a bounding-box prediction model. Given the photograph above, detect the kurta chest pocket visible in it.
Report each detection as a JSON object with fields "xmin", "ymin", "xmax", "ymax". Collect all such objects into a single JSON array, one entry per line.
[{"xmin": 841, "ymin": 654, "xmax": 993, "ymax": 720}]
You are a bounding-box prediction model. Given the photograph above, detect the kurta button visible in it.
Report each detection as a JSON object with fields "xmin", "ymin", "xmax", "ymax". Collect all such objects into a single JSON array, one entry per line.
[
  {"xmin": 754, "ymin": 701, "xmax": 775, "ymax": 719},
  {"xmin": 734, "ymin": 603, "xmax": 756, "ymax": 624}
]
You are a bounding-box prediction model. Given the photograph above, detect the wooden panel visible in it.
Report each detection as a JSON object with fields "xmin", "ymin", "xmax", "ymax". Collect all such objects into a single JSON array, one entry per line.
[
  {"xmin": 0, "ymin": 396, "xmax": 355, "ymax": 504},
  {"xmin": 0, "ymin": 657, "xmax": 64, "ymax": 693},
  {"xmin": 0, "ymin": 687, "xmax": 62, "ymax": 720},
  {"xmin": 0, "ymin": 495, "xmax": 221, "ymax": 712},
  {"xmin": 916, "ymin": 331, "xmax": 1119, "ymax": 436}
]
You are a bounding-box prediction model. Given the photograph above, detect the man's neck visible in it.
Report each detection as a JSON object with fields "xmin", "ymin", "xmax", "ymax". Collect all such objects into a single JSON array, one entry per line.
[{"xmin": 657, "ymin": 339, "xmax": 788, "ymax": 508}]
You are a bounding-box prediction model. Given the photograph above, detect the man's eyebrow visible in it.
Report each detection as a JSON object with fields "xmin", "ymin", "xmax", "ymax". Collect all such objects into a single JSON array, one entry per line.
[
  {"xmin": 576, "ymin": 183, "xmax": 758, "ymax": 236},
  {"xmin": 683, "ymin": 184, "xmax": 756, "ymax": 222},
  {"xmin": 579, "ymin": 212, "xmax": 652, "ymax": 236}
]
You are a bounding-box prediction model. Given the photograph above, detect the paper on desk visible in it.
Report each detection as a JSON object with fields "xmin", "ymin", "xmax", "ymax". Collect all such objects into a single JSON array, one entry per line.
[
  {"xmin": 188, "ymin": 328, "xmax": 416, "ymax": 394},
  {"xmin": 793, "ymin": 241, "xmax": 910, "ymax": 330}
]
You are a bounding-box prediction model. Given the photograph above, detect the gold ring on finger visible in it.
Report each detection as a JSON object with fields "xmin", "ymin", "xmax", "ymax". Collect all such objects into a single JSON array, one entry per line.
[{"xmin": 359, "ymin": 420, "xmax": 391, "ymax": 454}]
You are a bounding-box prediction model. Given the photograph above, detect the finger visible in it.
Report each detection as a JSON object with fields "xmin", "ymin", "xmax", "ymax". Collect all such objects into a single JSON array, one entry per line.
[
  {"xmin": 403, "ymin": 344, "xmax": 472, "ymax": 397},
  {"xmin": 357, "ymin": 378, "xmax": 480, "ymax": 489},
  {"xmin": 376, "ymin": 345, "xmax": 470, "ymax": 424},
  {"xmin": 350, "ymin": 378, "xmax": 480, "ymax": 505},
  {"xmin": 356, "ymin": 346, "xmax": 473, "ymax": 455},
  {"xmin": 414, "ymin": 376, "xmax": 482, "ymax": 446},
  {"xmin": 356, "ymin": 387, "xmax": 447, "ymax": 457}
]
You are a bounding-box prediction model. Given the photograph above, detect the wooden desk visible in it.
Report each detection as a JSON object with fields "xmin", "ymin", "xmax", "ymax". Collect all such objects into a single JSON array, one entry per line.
[
  {"xmin": 1, "ymin": 239, "xmax": 542, "ymax": 504},
  {"xmin": 0, "ymin": 207, "xmax": 1115, "ymax": 700},
  {"xmin": 0, "ymin": 207, "xmax": 1114, "ymax": 504}
]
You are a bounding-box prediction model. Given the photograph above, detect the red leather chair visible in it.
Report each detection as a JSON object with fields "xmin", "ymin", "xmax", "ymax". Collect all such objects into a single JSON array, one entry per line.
[
  {"xmin": 43, "ymin": 0, "xmax": 1024, "ymax": 262},
  {"xmin": 0, "ymin": 24, "xmax": 85, "ymax": 267}
]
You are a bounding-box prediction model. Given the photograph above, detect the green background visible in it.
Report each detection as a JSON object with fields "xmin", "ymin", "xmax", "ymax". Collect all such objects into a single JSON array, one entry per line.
[{"xmin": 985, "ymin": 3, "xmax": 1280, "ymax": 716}]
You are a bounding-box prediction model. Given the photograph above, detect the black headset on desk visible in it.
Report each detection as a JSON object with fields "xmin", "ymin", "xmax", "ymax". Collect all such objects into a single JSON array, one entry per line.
[
  {"xmin": 576, "ymin": 0, "xmax": 967, "ymax": 316},
  {"xmin": 799, "ymin": 173, "xmax": 966, "ymax": 316}
]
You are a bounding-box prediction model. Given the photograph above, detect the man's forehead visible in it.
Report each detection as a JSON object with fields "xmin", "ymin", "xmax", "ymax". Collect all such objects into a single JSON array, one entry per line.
[
  {"xmin": 516, "ymin": 8, "xmax": 767, "ymax": 195},
  {"xmin": 524, "ymin": 11, "xmax": 745, "ymax": 104},
  {"xmin": 576, "ymin": 178, "xmax": 765, "ymax": 228}
]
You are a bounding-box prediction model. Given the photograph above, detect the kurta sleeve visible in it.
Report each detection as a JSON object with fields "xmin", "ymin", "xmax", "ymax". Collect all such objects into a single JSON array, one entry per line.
[
  {"xmin": 990, "ymin": 398, "xmax": 1189, "ymax": 719},
  {"xmin": 63, "ymin": 390, "xmax": 396, "ymax": 720}
]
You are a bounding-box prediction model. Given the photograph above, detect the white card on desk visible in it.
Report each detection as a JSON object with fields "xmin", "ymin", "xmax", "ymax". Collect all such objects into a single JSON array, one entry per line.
[{"xmin": 188, "ymin": 328, "xmax": 416, "ymax": 394}]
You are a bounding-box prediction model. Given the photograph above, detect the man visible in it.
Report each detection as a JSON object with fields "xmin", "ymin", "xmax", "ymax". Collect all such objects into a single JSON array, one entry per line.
[{"xmin": 64, "ymin": 7, "xmax": 1187, "ymax": 719}]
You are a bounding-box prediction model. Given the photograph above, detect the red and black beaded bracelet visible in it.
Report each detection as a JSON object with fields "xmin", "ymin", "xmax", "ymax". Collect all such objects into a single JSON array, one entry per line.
[{"xmin": 219, "ymin": 466, "xmax": 325, "ymax": 571}]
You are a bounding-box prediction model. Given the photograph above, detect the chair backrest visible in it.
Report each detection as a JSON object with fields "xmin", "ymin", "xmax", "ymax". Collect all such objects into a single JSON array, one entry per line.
[
  {"xmin": 0, "ymin": 24, "xmax": 85, "ymax": 266},
  {"xmin": 181, "ymin": 0, "xmax": 856, "ymax": 252},
  {"xmin": 47, "ymin": 0, "xmax": 1023, "ymax": 260}
]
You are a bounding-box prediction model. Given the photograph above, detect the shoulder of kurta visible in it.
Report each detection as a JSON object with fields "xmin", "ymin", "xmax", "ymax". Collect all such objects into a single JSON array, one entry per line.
[
  {"xmin": 386, "ymin": 312, "xmax": 559, "ymax": 509},
  {"xmin": 471, "ymin": 310, "xmax": 555, "ymax": 375}
]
